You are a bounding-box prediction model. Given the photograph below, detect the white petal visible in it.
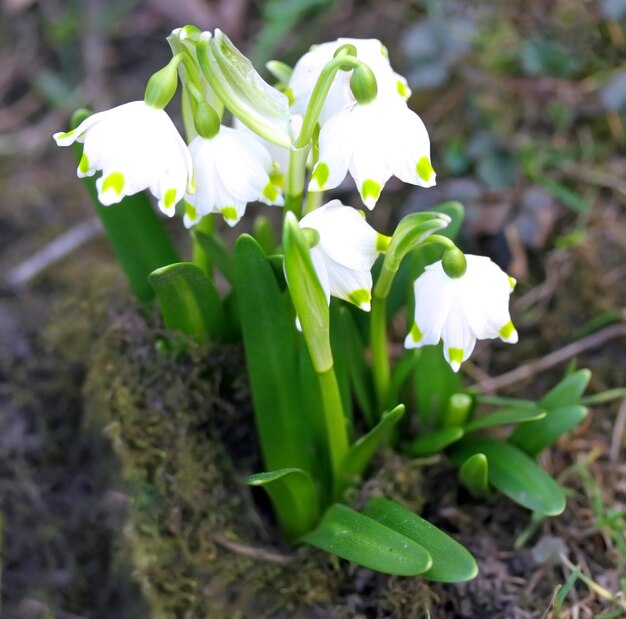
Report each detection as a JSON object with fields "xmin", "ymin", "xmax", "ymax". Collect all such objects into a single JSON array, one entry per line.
[
  {"xmin": 310, "ymin": 248, "xmax": 331, "ymax": 306},
  {"xmin": 323, "ymin": 257, "xmax": 373, "ymax": 310},
  {"xmin": 299, "ymin": 200, "xmax": 378, "ymax": 270},
  {"xmin": 441, "ymin": 296, "xmax": 477, "ymax": 372}
]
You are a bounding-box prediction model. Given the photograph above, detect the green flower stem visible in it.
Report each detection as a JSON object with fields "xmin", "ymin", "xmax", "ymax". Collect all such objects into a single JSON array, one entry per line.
[
  {"xmin": 192, "ymin": 215, "xmax": 216, "ymax": 274},
  {"xmin": 317, "ymin": 366, "xmax": 350, "ymax": 496},
  {"xmin": 304, "ymin": 189, "xmax": 323, "ymax": 214},
  {"xmin": 295, "ymin": 55, "xmax": 361, "ymax": 149},
  {"xmin": 284, "ymin": 145, "xmax": 310, "ymax": 218}
]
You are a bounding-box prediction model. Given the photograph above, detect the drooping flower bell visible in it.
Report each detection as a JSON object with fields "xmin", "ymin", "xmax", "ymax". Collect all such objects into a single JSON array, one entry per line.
[
  {"xmin": 298, "ymin": 199, "xmax": 386, "ymax": 310},
  {"xmin": 53, "ymin": 57, "xmax": 193, "ymax": 216},
  {"xmin": 183, "ymin": 103, "xmax": 284, "ymax": 228},
  {"xmin": 289, "ymin": 37, "xmax": 411, "ymax": 125},
  {"xmin": 404, "ymin": 251, "xmax": 518, "ymax": 372}
]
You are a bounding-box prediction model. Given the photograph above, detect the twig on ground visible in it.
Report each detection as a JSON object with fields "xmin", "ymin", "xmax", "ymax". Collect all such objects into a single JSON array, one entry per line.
[
  {"xmin": 6, "ymin": 218, "xmax": 102, "ymax": 288},
  {"xmin": 212, "ymin": 533, "xmax": 293, "ymax": 565},
  {"xmin": 475, "ymin": 324, "xmax": 626, "ymax": 393},
  {"xmin": 610, "ymin": 399, "xmax": 626, "ymax": 464}
]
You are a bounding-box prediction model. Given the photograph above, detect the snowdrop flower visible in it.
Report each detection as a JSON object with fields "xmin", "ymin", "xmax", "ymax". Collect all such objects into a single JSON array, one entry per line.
[
  {"xmin": 183, "ymin": 125, "xmax": 283, "ymax": 228},
  {"xmin": 290, "ymin": 38, "xmax": 410, "ymax": 125},
  {"xmin": 309, "ymin": 95, "xmax": 435, "ymax": 209},
  {"xmin": 299, "ymin": 199, "xmax": 385, "ymax": 310},
  {"xmin": 53, "ymin": 101, "xmax": 192, "ymax": 216},
  {"xmin": 404, "ymin": 254, "xmax": 518, "ymax": 372}
]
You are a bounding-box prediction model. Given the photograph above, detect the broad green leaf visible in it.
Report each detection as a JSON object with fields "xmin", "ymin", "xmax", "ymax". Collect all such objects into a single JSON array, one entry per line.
[
  {"xmin": 253, "ymin": 215, "xmax": 278, "ymax": 256},
  {"xmin": 459, "ymin": 453, "xmax": 490, "ymax": 499},
  {"xmin": 414, "ymin": 344, "xmax": 461, "ymax": 428},
  {"xmin": 338, "ymin": 405, "xmax": 405, "ymax": 495},
  {"xmin": 192, "ymin": 230, "xmax": 235, "ymax": 284},
  {"xmin": 233, "ymin": 235, "xmax": 313, "ymax": 476},
  {"xmin": 197, "ymin": 30, "xmax": 292, "ymax": 148},
  {"xmin": 149, "ymin": 262, "xmax": 224, "ymax": 342},
  {"xmin": 363, "ymin": 498, "xmax": 478, "ymax": 582},
  {"xmin": 70, "ymin": 109, "xmax": 180, "ymax": 303},
  {"xmin": 283, "ymin": 212, "xmax": 332, "ymax": 372},
  {"xmin": 388, "ymin": 349, "xmax": 422, "ymax": 410},
  {"xmin": 246, "ymin": 468, "xmax": 319, "ymax": 538},
  {"xmin": 449, "ymin": 439, "xmax": 566, "ymax": 515},
  {"xmin": 463, "ymin": 407, "xmax": 547, "ymax": 433},
  {"xmin": 408, "ymin": 426, "xmax": 464, "ymax": 457},
  {"xmin": 539, "ymin": 369, "xmax": 591, "ymax": 410},
  {"xmin": 300, "ymin": 503, "xmax": 432, "ymax": 576},
  {"xmin": 509, "ymin": 405, "xmax": 588, "ymax": 457}
]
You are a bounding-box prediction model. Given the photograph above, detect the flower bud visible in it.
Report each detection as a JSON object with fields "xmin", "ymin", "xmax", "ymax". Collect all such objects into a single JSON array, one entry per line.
[
  {"xmin": 144, "ymin": 55, "xmax": 182, "ymax": 110},
  {"xmin": 442, "ymin": 247, "xmax": 467, "ymax": 279},
  {"xmin": 193, "ymin": 101, "xmax": 221, "ymax": 139}
]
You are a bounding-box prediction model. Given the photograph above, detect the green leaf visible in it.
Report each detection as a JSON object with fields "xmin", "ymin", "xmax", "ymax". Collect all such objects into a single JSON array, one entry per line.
[
  {"xmin": 149, "ymin": 262, "xmax": 224, "ymax": 342},
  {"xmin": 338, "ymin": 405, "xmax": 405, "ymax": 494},
  {"xmin": 463, "ymin": 407, "xmax": 547, "ymax": 433},
  {"xmin": 539, "ymin": 369, "xmax": 591, "ymax": 410},
  {"xmin": 449, "ymin": 439, "xmax": 566, "ymax": 515},
  {"xmin": 283, "ymin": 212, "xmax": 332, "ymax": 372},
  {"xmin": 233, "ymin": 235, "xmax": 314, "ymax": 476},
  {"xmin": 70, "ymin": 109, "xmax": 180, "ymax": 303},
  {"xmin": 431, "ymin": 201, "xmax": 465, "ymax": 240},
  {"xmin": 509, "ymin": 405, "xmax": 588, "ymax": 457},
  {"xmin": 407, "ymin": 426, "xmax": 464, "ymax": 457},
  {"xmin": 414, "ymin": 344, "xmax": 461, "ymax": 428},
  {"xmin": 197, "ymin": 30, "xmax": 292, "ymax": 148},
  {"xmin": 459, "ymin": 453, "xmax": 490, "ymax": 499},
  {"xmin": 363, "ymin": 498, "xmax": 478, "ymax": 582},
  {"xmin": 246, "ymin": 468, "xmax": 319, "ymax": 539},
  {"xmin": 537, "ymin": 177, "xmax": 591, "ymax": 213},
  {"xmin": 300, "ymin": 503, "xmax": 432, "ymax": 576},
  {"xmin": 253, "ymin": 215, "xmax": 278, "ymax": 256},
  {"xmin": 192, "ymin": 230, "xmax": 235, "ymax": 284},
  {"xmin": 330, "ymin": 304, "xmax": 354, "ymax": 432},
  {"xmin": 388, "ymin": 349, "xmax": 422, "ymax": 410}
]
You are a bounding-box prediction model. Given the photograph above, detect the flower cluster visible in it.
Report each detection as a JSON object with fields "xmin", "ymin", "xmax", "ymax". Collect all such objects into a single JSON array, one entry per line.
[{"xmin": 53, "ymin": 32, "xmax": 517, "ymax": 372}]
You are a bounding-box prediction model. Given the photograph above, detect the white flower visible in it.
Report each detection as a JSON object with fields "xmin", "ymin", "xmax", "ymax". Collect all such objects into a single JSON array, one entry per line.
[
  {"xmin": 298, "ymin": 199, "xmax": 383, "ymax": 310},
  {"xmin": 308, "ymin": 95, "xmax": 435, "ymax": 209},
  {"xmin": 289, "ymin": 38, "xmax": 410, "ymax": 125},
  {"xmin": 183, "ymin": 125, "xmax": 283, "ymax": 228},
  {"xmin": 404, "ymin": 255, "xmax": 518, "ymax": 372},
  {"xmin": 53, "ymin": 101, "xmax": 192, "ymax": 216}
]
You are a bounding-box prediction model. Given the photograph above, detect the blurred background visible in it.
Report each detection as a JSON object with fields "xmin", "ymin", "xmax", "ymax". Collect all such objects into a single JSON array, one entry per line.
[{"xmin": 0, "ymin": 1, "xmax": 625, "ymax": 617}]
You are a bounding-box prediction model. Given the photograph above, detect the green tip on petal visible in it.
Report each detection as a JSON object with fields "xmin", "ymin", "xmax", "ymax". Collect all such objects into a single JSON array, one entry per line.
[
  {"xmin": 101, "ymin": 172, "xmax": 125, "ymax": 196},
  {"xmin": 269, "ymin": 166, "xmax": 285, "ymax": 188},
  {"xmin": 221, "ymin": 206, "xmax": 238, "ymax": 222},
  {"xmin": 448, "ymin": 347, "xmax": 463, "ymax": 372},
  {"xmin": 416, "ymin": 156, "xmax": 434, "ymax": 183},
  {"xmin": 508, "ymin": 275, "xmax": 517, "ymax": 291},
  {"xmin": 376, "ymin": 233, "xmax": 391, "ymax": 252},
  {"xmin": 78, "ymin": 152, "xmax": 90, "ymax": 175},
  {"xmin": 310, "ymin": 162, "xmax": 329, "ymax": 190},
  {"xmin": 348, "ymin": 288, "xmax": 371, "ymax": 309},
  {"xmin": 410, "ymin": 323, "xmax": 423, "ymax": 344},
  {"xmin": 499, "ymin": 320, "xmax": 518, "ymax": 343},
  {"xmin": 396, "ymin": 80, "xmax": 410, "ymax": 98},
  {"xmin": 262, "ymin": 181, "xmax": 279, "ymax": 202},
  {"xmin": 184, "ymin": 201, "xmax": 198, "ymax": 222},
  {"xmin": 361, "ymin": 179, "xmax": 381, "ymax": 207},
  {"xmin": 163, "ymin": 188, "xmax": 178, "ymax": 210}
]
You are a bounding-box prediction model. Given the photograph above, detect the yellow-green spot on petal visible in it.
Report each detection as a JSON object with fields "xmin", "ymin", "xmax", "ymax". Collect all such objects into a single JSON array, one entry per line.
[
  {"xmin": 184, "ymin": 201, "xmax": 198, "ymax": 222},
  {"xmin": 283, "ymin": 86, "xmax": 295, "ymax": 107},
  {"xmin": 508, "ymin": 276, "xmax": 517, "ymax": 291},
  {"xmin": 269, "ymin": 166, "xmax": 285, "ymax": 188},
  {"xmin": 78, "ymin": 153, "xmax": 90, "ymax": 174},
  {"xmin": 311, "ymin": 162, "xmax": 329, "ymax": 189},
  {"xmin": 361, "ymin": 179, "xmax": 381, "ymax": 203},
  {"xmin": 164, "ymin": 188, "xmax": 178, "ymax": 210},
  {"xmin": 396, "ymin": 80, "xmax": 410, "ymax": 98},
  {"xmin": 499, "ymin": 320, "xmax": 516, "ymax": 340},
  {"xmin": 381, "ymin": 44, "xmax": 389, "ymax": 58},
  {"xmin": 348, "ymin": 288, "xmax": 371, "ymax": 308},
  {"xmin": 416, "ymin": 156, "xmax": 434, "ymax": 183},
  {"xmin": 102, "ymin": 172, "xmax": 125, "ymax": 196},
  {"xmin": 410, "ymin": 323, "xmax": 423, "ymax": 344},
  {"xmin": 262, "ymin": 181, "xmax": 279, "ymax": 202},
  {"xmin": 221, "ymin": 207, "xmax": 238, "ymax": 222},
  {"xmin": 55, "ymin": 129, "xmax": 77, "ymax": 141},
  {"xmin": 449, "ymin": 348, "xmax": 463, "ymax": 365},
  {"xmin": 376, "ymin": 233, "xmax": 391, "ymax": 252}
]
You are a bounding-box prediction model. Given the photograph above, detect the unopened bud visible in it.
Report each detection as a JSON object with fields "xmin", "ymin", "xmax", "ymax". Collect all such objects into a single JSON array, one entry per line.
[
  {"xmin": 194, "ymin": 101, "xmax": 221, "ymax": 139},
  {"xmin": 144, "ymin": 55, "xmax": 182, "ymax": 109},
  {"xmin": 442, "ymin": 247, "xmax": 467, "ymax": 279},
  {"xmin": 350, "ymin": 64, "xmax": 378, "ymax": 105}
]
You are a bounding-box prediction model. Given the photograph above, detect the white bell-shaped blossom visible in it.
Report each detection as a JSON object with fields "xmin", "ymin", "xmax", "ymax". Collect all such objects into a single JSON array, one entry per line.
[
  {"xmin": 404, "ymin": 255, "xmax": 518, "ymax": 372},
  {"xmin": 289, "ymin": 38, "xmax": 411, "ymax": 125},
  {"xmin": 309, "ymin": 95, "xmax": 435, "ymax": 209},
  {"xmin": 299, "ymin": 199, "xmax": 383, "ymax": 311},
  {"xmin": 183, "ymin": 125, "xmax": 283, "ymax": 228},
  {"xmin": 53, "ymin": 101, "xmax": 192, "ymax": 216}
]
